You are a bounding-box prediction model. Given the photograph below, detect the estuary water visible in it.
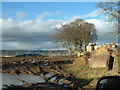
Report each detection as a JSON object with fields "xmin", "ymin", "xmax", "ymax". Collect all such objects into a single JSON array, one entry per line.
[
  {"xmin": 0, "ymin": 73, "xmax": 45, "ymax": 89},
  {"xmin": 0, "ymin": 72, "xmax": 66, "ymax": 89}
]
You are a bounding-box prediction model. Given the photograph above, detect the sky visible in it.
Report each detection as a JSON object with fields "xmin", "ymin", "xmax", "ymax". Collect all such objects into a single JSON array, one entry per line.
[{"xmin": 1, "ymin": 2, "xmax": 119, "ymax": 50}]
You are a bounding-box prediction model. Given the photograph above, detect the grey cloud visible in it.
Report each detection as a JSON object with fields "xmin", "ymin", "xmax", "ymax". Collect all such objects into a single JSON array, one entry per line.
[
  {"xmin": 2, "ymin": 41, "xmax": 60, "ymax": 50},
  {"xmin": 1, "ymin": 18, "xmax": 63, "ymax": 49},
  {"xmin": 1, "ymin": 17, "xmax": 119, "ymax": 50},
  {"xmin": 2, "ymin": 19, "xmax": 63, "ymax": 42}
]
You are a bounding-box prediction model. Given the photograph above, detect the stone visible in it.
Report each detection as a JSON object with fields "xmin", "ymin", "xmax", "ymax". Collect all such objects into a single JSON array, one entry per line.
[
  {"xmin": 111, "ymin": 45, "xmax": 116, "ymax": 48},
  {"xmin": 89, "ymin": 54, "xmax": 110, "ymax": 68},
  {"xmin": 94, "ymin": 46, "xmax": 99, "ymax": 50},
  {"xmin": 9, "ymin": 69, "xmax": 18, "ymax": 75},
  {"xmin": 98, "ymin": 45, "xmax": 103, "ymax": 49},
  {"xmin": 34, "ymin": 65, "xmax": 41, "ymax": 73},
  {"xmin": 77, "ymin": 52, "xmax": 81, "ymax": 57},
  {"xmin": 86, "ymin": 46, "xmax": 94, "ymax": 52},
  {"xmin": 62, "ymin": 80, "xmax": 72, "ymax": 85},
  {"xmin": 102, "ymin": 44, "xmax": 107, "ymax": 48},
  {"xmin": 109, "ymin": 42, "xmax": 115, "ymax": 45},
  {"xmin": 73, "ymin": 57, "xmax": 89, "ymax": 66},
  {"xmin": 88, "ymin": 43, "xmax": 93, "ymax": 46},
  {"xmin": 83, "ymin": 51, "xmax": 92, "ymax": 58},
  {"xmin": 89, "ymin": 47, "xmax": 110, "ymax": 68}
]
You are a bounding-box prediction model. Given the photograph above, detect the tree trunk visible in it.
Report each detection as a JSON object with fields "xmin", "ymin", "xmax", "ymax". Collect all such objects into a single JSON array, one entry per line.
[{"xmin": 84, "ymin": 44, "xmax": 87, "ymax": 52}]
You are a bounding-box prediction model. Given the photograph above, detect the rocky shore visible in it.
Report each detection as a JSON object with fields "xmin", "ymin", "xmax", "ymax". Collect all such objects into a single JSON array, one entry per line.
[
  {"xmin": 1, "ymin": 44, "xmax": 119, "ymax": 89},
  {"xmin": 1, "ymin": 56, "xmax": 84, "ymax": 90}
]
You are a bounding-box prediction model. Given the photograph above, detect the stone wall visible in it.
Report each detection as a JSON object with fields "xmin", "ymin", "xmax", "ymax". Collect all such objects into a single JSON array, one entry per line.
[
  {"xmin": 86, "ymin": 42, "xmax": 117, "ymax": 52},
  {"xmin": 74, "ymin": 42, "xmax": 118, "ymax": 71},
  {"xmin": 87, "ymin": 42, "xmax": 118, "ymax": 70}
]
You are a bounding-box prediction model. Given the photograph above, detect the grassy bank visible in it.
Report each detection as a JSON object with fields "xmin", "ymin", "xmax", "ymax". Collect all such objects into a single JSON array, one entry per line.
[{"xmin": 59, "ymin": 64, "xmax": 119, "ymax": 88}]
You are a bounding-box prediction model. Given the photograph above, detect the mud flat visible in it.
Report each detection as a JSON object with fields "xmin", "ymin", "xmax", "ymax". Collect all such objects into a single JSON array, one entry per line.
[{"xmin": 1, "ymin": 56, "xmax": 84, "ymax": 89}]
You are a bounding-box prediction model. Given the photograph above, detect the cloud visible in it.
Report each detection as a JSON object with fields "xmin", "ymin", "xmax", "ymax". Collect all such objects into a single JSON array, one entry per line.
[
  {"xmin": 16, "ymin": 11, "xmax": 28, "ymax": 19},
  {"xmin": 1, "ymin": 17, "xmax": 63, "ymax": 50},
  {"xmin": 2, "ymin": 41, "xmax": 60, "ymax": 50},
  {"xmin": 85, "ymin": 19, "xmax": 118, "ymax": 43},
  {"xmin": 0, "ymin": 19, "xmax": 2, "ymax": 43},
  {"xmin": 1, "ymin": 10, "xmax": 119, "ymax": 50},
  {"xmin": 83, "ymin": 9, "xmax": 104, "ymax": 18},
  {"xmin": 2, "ymin": 18, "xmax": 63, "ymax": 42},
  {"xmin": 37, "ymin": 11, "xmax": 62, "ymax": 19}
]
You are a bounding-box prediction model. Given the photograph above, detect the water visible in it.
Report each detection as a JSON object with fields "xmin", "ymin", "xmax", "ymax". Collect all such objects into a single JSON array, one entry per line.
[
  {"xmin": 1, "ymin": 73, "xmax": 45, "ymax": 89},
  {"xmin": 58, "ymin": 78, "xmax": 65, "ymax": 85},
  {"xmin": 0, "ymin": 73, "xmax": 66, "ymax": 89}
]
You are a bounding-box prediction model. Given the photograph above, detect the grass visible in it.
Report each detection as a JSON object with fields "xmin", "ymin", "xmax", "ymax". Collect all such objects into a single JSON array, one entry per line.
[{"xmin": 59, "ymin": 63, "xmax": 119, "ymax": 88}]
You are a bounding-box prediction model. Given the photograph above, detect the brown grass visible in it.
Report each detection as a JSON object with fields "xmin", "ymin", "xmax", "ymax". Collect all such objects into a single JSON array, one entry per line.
[{"xmin": 60, "ymin": 63, "xmax": 120, "ymax": 88}]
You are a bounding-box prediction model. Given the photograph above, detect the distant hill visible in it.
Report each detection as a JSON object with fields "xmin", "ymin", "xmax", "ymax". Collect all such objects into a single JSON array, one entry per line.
[
  {"xmin": 1, "ymin": 50, "xmax": 68, "ymax": 57},
  {"xmin": 16, "ymin": 54, "xmax": 42, "ymax": 57}
]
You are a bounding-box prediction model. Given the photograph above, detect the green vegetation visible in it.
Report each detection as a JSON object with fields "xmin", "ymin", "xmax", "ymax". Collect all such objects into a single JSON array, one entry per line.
[{"xmin": 59, "ymin": 64, "xmax": 119, "ymax": 88}]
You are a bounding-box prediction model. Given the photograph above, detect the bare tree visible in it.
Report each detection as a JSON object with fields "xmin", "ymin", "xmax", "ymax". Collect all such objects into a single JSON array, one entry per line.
[
  {"xmin": 97, "ymin": 1, "xmax": 120, "ymax": 34},
  {"xmin": 53, "ymin": 19, "xmax": 97, "ymax": 53}
]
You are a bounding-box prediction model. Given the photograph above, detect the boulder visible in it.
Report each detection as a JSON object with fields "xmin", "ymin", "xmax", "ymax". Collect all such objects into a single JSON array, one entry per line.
[
  {"xmin": 19, "ymin": 66, "xmax": 33, "ymax": 75},
  {"xmin": 94, "ymin": 46, "xmax": 99, "ymax": 50},
  {"xmin": 29, "ymin": 66, "xmax": 38, "ymax": 74},
  {"xmin": 62, "ymin": 79, "xmax": 72, "ymax": 85},
  {"xmin": 89, "ymin": 47, "xmax": 110, "ymax": 68},
  {"xmin": 86, "ymin": 46, "xmax": 94, "ymax": 52},
  {"xmin": 33, "ymin": 65, "xmax": 41, "ymax": 73},
  {"xmin": 82, "ymin": 51, "xmax": 92, "ymax": 58},
  {"xmin": 109, "ymin": 42, "xmax": 115, "ymax": 45},
  {"xmin": 89, "ymin": 54, "xmax": 110, "ymax": 68},
  {"xmin": 73, "ymin": 57, "xmax": 88, "ymax": 66},
  {"xmin": 9, "ymin": 69, "xmax": 18, "ymax": 75},
  {"xmin": 77, "ymin": 52, "xmax": 81, "ymax": 57}
]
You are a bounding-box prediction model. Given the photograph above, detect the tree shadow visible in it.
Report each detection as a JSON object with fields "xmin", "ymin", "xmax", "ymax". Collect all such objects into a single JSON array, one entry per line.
[{"xmin": 66, "ymin": 76, "xmax": 93, "ymax": 88}]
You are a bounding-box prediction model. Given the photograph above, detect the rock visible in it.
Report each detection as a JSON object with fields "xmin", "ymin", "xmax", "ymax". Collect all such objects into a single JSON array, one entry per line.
[
  {"xmin": 73, "ymin": 57, "xmax": 88, "ymax": 66},
  {"xmin": 2, "ymin": 70, "xmax": 8, "ymax": 73},
  {"xmin": 97, "ymin": 45, "xmax": 100, "ymax": 49},
  {"xmin": 94, "ymin": 47, "xmax": 110, "ymax": 55},
  {"xmin": 34, "ymin": 65, "xmax": 41, "ymax": 73},
  {"xmin": 88, "ymin": 43, "xmax": 93, "ymax": 46},
  {"xmin": 62, "ymin": 80, "xmax": 72, "ymax": 85},
  {"xmin": 118, "ymin": 54, "xmax": 120, "ymax": 73},
  {"xmin": 77, "ymin": 52, "xmax": 81, "ymax": 57},
  {"xmin": 94, "ymin": 46, "xmax": 99, "ymax": 50},
  {"xmin": 2, "ymin": 60, "xmax": 77, "ymax": 87},
  {"xmin": 86, "ymin": 46, "xmax": 94, "ymax": 52},
  {"xmin": 82, "ymin": 51, "xmax": 92, "ymax": 58},
  {"xmin": 9, "ymin": 69, "xmax": 18, "ymax": 75},
  {"xmin": 69, "ymin": 83, "xmax": 75, "ymax": 87},
  {"xmin": 23, "ymin": 84, "xmax": 31, "ymax": 87},
  {"xmin": 29, "ymin": 67, "xmax": 38, "ymax": 74},
  {"xmin": 89, "ymin": 54, "xmax": 110, "ymax": 68},
  {"xmin": 109, "ymin": 48, "xmax": 118, "ymax": 57},
  {"xmin": 89, "ymin": 47, "xmax": 110, "ymax": 68},
  {"xmin": 19, "ymin": 66, "xmax": 33, "ymax": 75},
  {"xmin": 109, "ymin": 42, "xmax": 115, "ymax": 45},
  {"xmin": 109, "ymin": 42, "xmax": 117, "ymax": 48}
]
